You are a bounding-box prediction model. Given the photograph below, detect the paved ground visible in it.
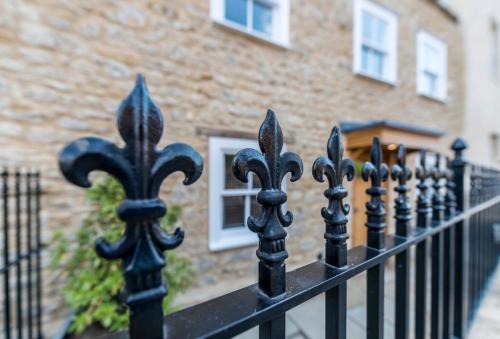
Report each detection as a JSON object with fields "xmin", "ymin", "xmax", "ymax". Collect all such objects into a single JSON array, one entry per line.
[
  {"xmin": 236, "ymin": 260, "xmax": 500, "ymax": 339},
  {"xmin": 469, "ymin": 264, "xmax": 500, "ymax": 339}
]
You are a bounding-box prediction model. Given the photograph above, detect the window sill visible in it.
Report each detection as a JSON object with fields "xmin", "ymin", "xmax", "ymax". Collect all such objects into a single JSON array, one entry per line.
[
  {"xmin": 209, "ymin": 233, "xmax": 258, "ymax": 252},
  {"xmin": 212, "ymin": 19, "xmax": 291, "ymax": 50},
  {"xmin": 418, "ymin": 92, "xmax": 448, "ymax": 104},
  {"xmin": 354, "ymin": 70, "xmax": 398, "ymax": 87}
]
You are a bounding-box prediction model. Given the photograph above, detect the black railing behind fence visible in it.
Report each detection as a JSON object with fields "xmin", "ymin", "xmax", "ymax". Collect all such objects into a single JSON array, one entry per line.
[
  {"xmin": 467, "ymin": 164, "xmax": 500, "ymax": 326},
  {"xmin": 1, "ymin": 170, "xmax": 43, "ymax": 339},
  {"xmin": 58, "ymin": 75, "xmax": 500, "ymax": 339}
]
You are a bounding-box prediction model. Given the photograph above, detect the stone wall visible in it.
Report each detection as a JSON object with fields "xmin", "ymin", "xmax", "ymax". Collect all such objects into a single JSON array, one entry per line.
[
  {"xmin": 451, "ymin": 0, "xmax": 500, "ymax": 165},
  {"xmin": 0, "ymin": 0, "xmax": 463, "ymax": 335}
]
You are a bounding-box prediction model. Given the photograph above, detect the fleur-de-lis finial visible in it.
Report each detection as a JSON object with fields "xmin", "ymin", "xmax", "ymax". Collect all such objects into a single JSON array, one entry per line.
[
  {"xmin": 451, "ymin": 137, "xmax": 467, "ymax": 164},
  {"xmin": 232, "ymin": 109, "xmax": 303, "ymax": 298},
  {"xmin": 432, "ymin": 153, "xmax": 446, "ymax": 223},
  {"xmin": 312, "ymin": 126, "xmax": 355, "ymax": 267},
  {"xmin": 362, "ymin": 137, "xmax": 389, "ymax": 249},
  {"xmin": 58, "ymin": 74, "xmax": 203, "ymax": 338},
  {"xmin": 415, "ymin": 150, "xmax": 432, "ymax": 228},
  {"xmin": 391, "ymin": 145, "xmax": 412, "ymax": 237},
  {"xmin": 444, "ymin": 156, "xmax": 457, "ymax": 217}
]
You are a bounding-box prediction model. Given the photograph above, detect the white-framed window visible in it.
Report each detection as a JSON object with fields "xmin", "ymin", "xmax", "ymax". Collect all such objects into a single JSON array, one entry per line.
[
  {"xmin": 210, "ymin": 0, "xmax": 290, "ymax": 47},
  {"xmin": 353, "ymin": 0, "xmax": 398, "ymax": 84},
  {"xmin": 417, "ymin": 31, "xmax": 448, "ymax": 101},
  {"xmin": 209, "ymin": 137, "xmax": 260, "ymax": 251},
  {"xmin": 208, "ymin": 137, "xmax": 288, "ymax": 251}
]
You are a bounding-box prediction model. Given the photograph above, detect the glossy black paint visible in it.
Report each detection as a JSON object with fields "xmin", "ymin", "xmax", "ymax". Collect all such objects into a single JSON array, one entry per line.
[
  {"xmin": 431, "ymin": 154, "xmax": 446, "ymax": 339},
  {"xmin": 53, "ymin": 76, "xmax": 500, "ymax": 339},
  {"xmin": 1, "ymin": 170, "xmax": 44, "ymax": 339},
  {"xmin": 312, "ymin": 126, "xmax": 354, "ymax": 339},
  {"xmin": 362, "ymin": 137, "xmax": 389, "ymax": 250},
  {"xmin": 232, "ymin": 110, "xmax": 303, "ymax": 338},
  {"xmin": 362, "ymin": 137, "xmax": 389, "ymax": 339},
  {"xmin": 391, "ymin": 145, "xmax": 412, "ymax": 339},
  {"xmin": 443, "ymin": 157, "xmax": 456, "ymax": 339},
  {"xmin": 414, "ymin": 149, "xmax": 432, "ymax": 339},
  {"xmin": 2, "ymin": 170, "xmax": 10, "ymax": 339},
  {"xmin": 58, "ymin": 75, "xmax": 203, "ymax": 339}
]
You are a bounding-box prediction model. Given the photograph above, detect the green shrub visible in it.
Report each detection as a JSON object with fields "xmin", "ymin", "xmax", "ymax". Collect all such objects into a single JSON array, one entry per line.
[{"xmin": 51, "ymin": 176, "xmax": 194, "ymax": 333}]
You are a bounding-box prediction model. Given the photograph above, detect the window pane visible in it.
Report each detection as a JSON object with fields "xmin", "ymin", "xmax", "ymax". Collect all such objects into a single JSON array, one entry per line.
[
  {"xmin": 253, "ymin": 1, "xmax": 273, "ymax": 35},
  {"xmin": 362, "ymin": 45, "xmax": 371, "ymax": 73},
  {"xmin": 225, "ymin": 0, "xmax": 247, "ymax": 27},
  {"xmin": 375, "ymin": 18, "xmax": 387, "ymax": 49},
  {"xmin": 363, "ymin": 13, "xmax": 387, "ymax": 48},
  {"xmin": 373, "ymin": 50, "xmax": 385, "ymax": 77},
  {"xmin": 362, "ymin": 11, "xmax": 373, "ymax": 43},
  {"xmin": 424, "ymin": 71, "xmax": 438, "ymax": 95},
  {"xmin": 424, "ymin": 44, "xmax": 439, "ymax": 73},
  {"xmin": 249, "ymin": 195, "xmax": 260, "ymax": 221},
  {"xmin": 362, "ymin": 47, "xmax": 385, "ymax": 77},
  {"xmin": 223, "ymin": 196, "xmax": 245, "ymax": 229},
  {"xmin": 224, "ymin": 154, "xmax": 246, "ymax": 189}
]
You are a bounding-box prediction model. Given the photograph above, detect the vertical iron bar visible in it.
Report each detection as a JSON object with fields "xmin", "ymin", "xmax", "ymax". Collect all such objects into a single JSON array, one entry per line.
[
  {"xmin": 391, "ymin": 145, "xmax": 412, "ymax": 339},
  {"xmin": 58, "ymin": 76, "xmax": 205, "ymax": 339},
  {"xmin": 450, "ymin": 138, "xmax": 469, "ymax": 338},
  {"xmin": 367, "ymin": 265, "xmax": 384, "ymax": 339},
  {"xmin": 26, "ymin": 173, "xmax": 33, "ymax": 339},
  {"xmin": 35, "ymin": 173, "xmax": 42, "ymax": 339},
  {"xmin": 312, "ymin": 126, "xmax": 354, "ymax": 339},
  {"xmin": 15, "ymin": 171, "xmax": 22, "ymax": 339},
  {"xmin": 415, "ymin": 150, "xmax": 432, "ymax": 339},
  {"xmin": 232, "ymin": 111, "xmax": 303, "ymax": 339},
  {"xmin": 443, "ymin": 158, "xmax": 457, "ymax": 339},
  {"xmin": 431, "ymin": 154, "xmax": 445, "ymax": 339},
  {"xmin": 3, "ymin": 170, "xmax": 11, "ymax": 339},
  {"xmin": 361, "ymin": 137, "xmax": 389, "ymax": 339},
  {"xmin": 325, "ymin": 284, "xmax": 347, "ymax": 339},
  {"xmin": 259, "ymin": 316, "xmax": 286, "ymax": 339}
]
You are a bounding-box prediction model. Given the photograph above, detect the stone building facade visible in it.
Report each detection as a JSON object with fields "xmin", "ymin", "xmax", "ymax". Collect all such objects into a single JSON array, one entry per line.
[
  {"xmin": 0, "ymin": 0, "xmax": 463, "ymax": 335},
  {"xmin": 448, "ymin": 0, "xmax": 500, "ymax": 166}
]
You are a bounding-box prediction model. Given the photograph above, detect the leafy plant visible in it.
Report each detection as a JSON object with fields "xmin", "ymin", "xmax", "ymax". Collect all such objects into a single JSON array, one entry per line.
[{"xmin": 51, "ymin": 176, "xmax": 194, "ymax": 333}]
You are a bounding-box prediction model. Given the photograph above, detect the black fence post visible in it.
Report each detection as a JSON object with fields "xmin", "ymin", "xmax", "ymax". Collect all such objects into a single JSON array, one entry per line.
[
  {"xmin": 14, "ymin": 171, "xmax": 23, "ymax": 338},
  {"xmin": 26, "ymin": 172, "xmax": 33, "ymax": 339},
  {"xmin": 431, "ymin": 154, "xmax": 445, "ymax": 339},
  {"xmin": 233, "ymin": 110, "xmax": 303, "ymax": 339},
  {"xmin": 414, "ymin": 150, "xmax": 432, "ymax": 339},
  {"xmin": 362, "ymin": 137, "xmax": 389, "ymax": 339},
  {"xmin": 2, "ymin": 170, "xmax": 11, "ymax": 339},
  {"xmin": 450, "ymin": 138, "xmax": 469, "ymax": 338},
  {"xmin": 442, "ymin": 157, "xmax": 457, "ymax": 339},
  {"xmin": 312, "ymin": 126, "xmax": 355, "ymax": 339},
  {"xmin": 58, "ymin": 75, "xmax": 203, "ymax": 339},
  {"xmin": 391, "ymin": 145, "xmax": 412, "ymax": 339},
  {"xmin": 35, "ymin": 172, "xmax": 43, "ymax": 339}
]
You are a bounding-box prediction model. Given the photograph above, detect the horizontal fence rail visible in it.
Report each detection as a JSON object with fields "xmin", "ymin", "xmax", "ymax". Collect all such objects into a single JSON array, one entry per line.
[
  {"xmin": 58, "ymin": 75, "xmax": 500, "ymax": 339},
  {"xmin": 1, "ymin": 170, "xmax": 43, "ymax": 339}
]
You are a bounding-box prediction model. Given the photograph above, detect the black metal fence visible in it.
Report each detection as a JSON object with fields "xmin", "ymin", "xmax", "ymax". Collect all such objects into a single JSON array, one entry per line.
[
  {"xmin": 466, "ymin": 164, "xmax": 500, "ymax": 328},
  {"xmin": 58, "ymin": 75, "xmax": 500, "ymax": 339},
  {"xmin": 1, "ymin": 170, "xmax": 43, "ymax": 339}
]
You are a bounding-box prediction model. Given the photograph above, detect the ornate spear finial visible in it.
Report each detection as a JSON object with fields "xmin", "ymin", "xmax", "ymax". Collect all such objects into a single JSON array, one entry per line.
[
  {"xmin": 415, "ymin": 150, "xmax": 432, "ymax": 228},
  {"xmin": 432, "ymin": 153, "xmax": 446, "ymax": 223},
  {"xmin": 451, "ymin": 137, "xmax": 467, "ymax": 164},
  {"xmin": 232, "ymin": 109, "xmax": 303, "ymax": 298},
  {"xmin": 58, "ymin": 75, "xmax": 203, "ymax": 338},
  {"xmin": 391, "ymin": 145, "xmax": 412, "ymax": 237},
  {"xmin": 445, "ymin": 157, "xmax": 457, "ymax": 217},
  {"xmin": 362, "ymin": 137, "xmax": 389, "ymax": 249},
  {"xmin": 312, "ymin": 126, "xmax": 355, "ymax": 267}
]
